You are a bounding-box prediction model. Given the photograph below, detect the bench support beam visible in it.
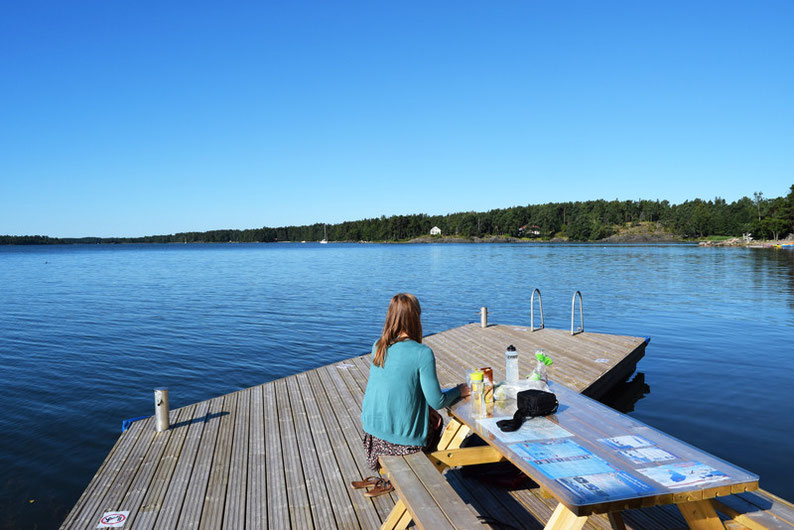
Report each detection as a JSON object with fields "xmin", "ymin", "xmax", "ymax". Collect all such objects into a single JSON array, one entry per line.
[
  {"xmin": 678, "ymin": 499, "xmax": 725, "ymax": 529},
  {"xmin": 381, "ymin": 499, "xmax": 411, "ymax": 530},
  {"xmin": 545, "ymin": 503, "xmax": 587, "ymax": 530},
  {"xmin": 428, "ymin": 445, "xmax": 506, "ymax": 472}
]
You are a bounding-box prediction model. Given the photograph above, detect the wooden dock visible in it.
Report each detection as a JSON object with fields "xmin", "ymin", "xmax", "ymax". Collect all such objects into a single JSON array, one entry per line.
[{"xmin": 61, "ymin": 324, "xmax": 793, "ymax": 529}]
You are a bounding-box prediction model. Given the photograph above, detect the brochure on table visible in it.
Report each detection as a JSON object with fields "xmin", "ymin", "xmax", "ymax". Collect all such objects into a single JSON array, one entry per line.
[
  {"xmin": 638, "ymin": 461, "xmax": 729, "ymax": 489},
  {"xmin": 558, "ymin": 471, "xmax": 656, "ymax": 503},
  {"xmin": 513, "ymin": 439, "xmax": 615, "ymax": 479}
]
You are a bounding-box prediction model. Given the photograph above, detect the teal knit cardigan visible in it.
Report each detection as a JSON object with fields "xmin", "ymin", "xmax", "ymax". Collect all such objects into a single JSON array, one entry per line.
[{"xmin": 361, "ymin": 340, "xmax": 461, "ymax": 446}]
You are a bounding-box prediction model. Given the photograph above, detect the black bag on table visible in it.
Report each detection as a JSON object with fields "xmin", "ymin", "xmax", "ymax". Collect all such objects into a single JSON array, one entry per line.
[{"xmin": 496, "ymin": 389, "xmax": 558, "ymax": 432}]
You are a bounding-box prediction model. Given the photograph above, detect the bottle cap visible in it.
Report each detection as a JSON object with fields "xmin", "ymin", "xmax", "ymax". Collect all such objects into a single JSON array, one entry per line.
[
  {"xmin": 470, "ymin": 370, "xmax": 484, "ymax": 382},
  {"xmin": 506, "ymin": 345, "xmax": 516, "ymax": 352}
]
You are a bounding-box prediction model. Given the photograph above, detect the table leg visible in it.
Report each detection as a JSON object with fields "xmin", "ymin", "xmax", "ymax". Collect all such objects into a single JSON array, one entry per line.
[
  {"xmin": 608, "ymin": 511, "xmax": 626, "ymax": 530},
  {"xmin": 429, "ymin": 417, "xmax": 474, "ymax": 472},
  {"xmin": 381, "ymin": 498, "xmax": 411, "ymax": 530},
  {"xmin": 678, "ymin": 499, "xmax": 725, "ymax": 529},
  {"xmin": 545, "ymin": 502, "xmax": 587, "ymax": 530},
  {"xmin": 437, "ymin": 417, "xmax": 470, "ymax": 451}
]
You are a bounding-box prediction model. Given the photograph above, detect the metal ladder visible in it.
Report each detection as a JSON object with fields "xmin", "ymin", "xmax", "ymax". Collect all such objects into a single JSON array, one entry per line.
[
  {"xmin": 531, "ymin": 288, "xmax": 584, "ymax": 335},
  {"xmin": 530, "ymin": 288, "xmax": 544, "ymax": 331},
  {"xmin": 571, "ymin": 290, "xmax": 584, "ymax": 335}
]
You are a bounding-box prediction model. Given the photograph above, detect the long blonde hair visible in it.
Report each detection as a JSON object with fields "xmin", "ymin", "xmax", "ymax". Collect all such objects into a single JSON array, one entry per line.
[{"xmin": 373, "ymin": 293, "xmax": 423, "ymax": 368}]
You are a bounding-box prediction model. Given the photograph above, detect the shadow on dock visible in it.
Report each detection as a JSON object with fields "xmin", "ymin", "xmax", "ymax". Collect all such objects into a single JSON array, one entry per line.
[{"xmin": 169, "ymin": 410, "xmax": 229, "ymax": 430}]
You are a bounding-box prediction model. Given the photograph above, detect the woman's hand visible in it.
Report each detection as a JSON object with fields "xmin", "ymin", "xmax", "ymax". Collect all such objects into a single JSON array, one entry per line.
[{"xmin": 457, "ymin": 383, "xmax": 471, "ymax": 398}]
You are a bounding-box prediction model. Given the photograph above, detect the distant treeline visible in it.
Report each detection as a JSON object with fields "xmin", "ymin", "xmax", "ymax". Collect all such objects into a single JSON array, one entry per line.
[{"xmin": 3, "ymin": 185, "xmax": 793, "ymax": 245}]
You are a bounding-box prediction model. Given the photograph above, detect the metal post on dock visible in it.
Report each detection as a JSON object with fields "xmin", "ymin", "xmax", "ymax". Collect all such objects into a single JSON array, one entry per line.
[
  {"xmin": 154, "ymin": 388, "xmax": 170, "ymax": 432},
  {"xmin": 480, "ymin": 307, "xmax": 488, "ymax": 328}
]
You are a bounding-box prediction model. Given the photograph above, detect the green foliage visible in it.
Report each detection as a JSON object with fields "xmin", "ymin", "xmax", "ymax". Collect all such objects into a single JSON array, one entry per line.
[{"xmin": 3, "ymin": 185, "xmax": 793, "ymax": 244}]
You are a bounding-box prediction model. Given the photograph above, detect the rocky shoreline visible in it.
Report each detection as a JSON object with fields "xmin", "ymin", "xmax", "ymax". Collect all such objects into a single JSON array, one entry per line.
[{"xmin": 698, "ymin": 237, "xmax": 793, "ymax": 247}]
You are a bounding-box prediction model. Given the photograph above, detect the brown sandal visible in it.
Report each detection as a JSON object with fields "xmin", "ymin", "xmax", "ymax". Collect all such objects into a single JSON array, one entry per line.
[
  {"xmin": 350, "ymin": 476, "xmax": 381, "ymax": 489},
  {"xmin": 363, "ymin": 478, "xmax": 393, "ymax": 497}
]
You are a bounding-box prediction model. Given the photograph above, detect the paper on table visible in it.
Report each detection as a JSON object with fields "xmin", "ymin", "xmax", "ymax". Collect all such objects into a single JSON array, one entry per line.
[
  {"xmin": 478, "ymin": 416, "xmax": 572, "ymax": 444},
  {"xmin": 599, "ymin": 435, "xmax": 655, "ymax": 451},
  {"xmin": 619, "ymin": 446, "xmax": 677, "ymax": 464},
  {"xmin": 514, "ymin": 439, "xmax": 616, "ymax": 480},
  {"xmin": 557, "ymin": 471, "xmax": 655, "ymax": 503},
  {"xmin": 638, "ymin": 461, "xmax": 729, "ymax": 489}
]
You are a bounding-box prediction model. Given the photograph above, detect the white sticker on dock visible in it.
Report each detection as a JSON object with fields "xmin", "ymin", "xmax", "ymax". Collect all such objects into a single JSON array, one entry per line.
[{"xmin": 97, "ymin": 512, "xmax": 129, "ymax": 528}]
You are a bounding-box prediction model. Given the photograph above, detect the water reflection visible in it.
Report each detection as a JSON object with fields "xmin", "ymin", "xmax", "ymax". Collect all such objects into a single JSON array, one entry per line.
[{"xmin": 597, "ymin": 372, "xmax": 651, "ymax": 414}]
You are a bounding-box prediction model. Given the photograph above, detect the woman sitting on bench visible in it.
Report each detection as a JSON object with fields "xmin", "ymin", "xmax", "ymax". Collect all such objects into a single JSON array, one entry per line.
[{"xmin": 353, "ymin": 293, "xmax": 470, "ymax": 497}]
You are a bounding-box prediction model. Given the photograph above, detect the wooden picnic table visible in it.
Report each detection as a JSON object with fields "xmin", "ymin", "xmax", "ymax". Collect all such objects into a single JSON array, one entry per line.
[{"xmin": 433, "ymin": 380, "xmax": 759, "ymax": 529}]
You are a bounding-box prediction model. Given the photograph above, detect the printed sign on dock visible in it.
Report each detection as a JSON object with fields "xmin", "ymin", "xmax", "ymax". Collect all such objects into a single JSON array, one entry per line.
[{"xmin": 97, "ymin": 511, "xmax": 129, "ymax": 528}]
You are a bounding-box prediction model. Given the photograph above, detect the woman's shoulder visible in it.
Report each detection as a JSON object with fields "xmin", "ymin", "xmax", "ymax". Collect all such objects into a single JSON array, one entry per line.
[
  {"xmin": 399, "ymin": 340, "xmax": 433, "ymax": 356},
  {"xmin": 377, "ymin": 339, "xmax": 434, "ymax": 360}
]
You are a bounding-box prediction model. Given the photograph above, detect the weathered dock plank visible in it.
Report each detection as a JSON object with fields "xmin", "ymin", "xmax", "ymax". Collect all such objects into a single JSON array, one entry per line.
[
  {"xmin": 274, "ymin": 377, "xmax": 313, "ymax": 529},
  {"xmin": 136, "ymin": 403, "xmax": 199, "ymax": 530},
  {"xmin": 222, "ymin": 389, "xmax": 249, "ymax": 529},
  {"xmin": 263, "ymin": 382, "xmax": 289, "ymax": 530},
  {"xmin": 155, "ymin": 399, "xmax": 211, "ymax": 529},
  {"xmin": 121, "ymin": 410, "xmax": 187, "ymax": 528},
  {"xmin": 306, "ymin": 368, "xmax": 376, "ymax": 529},
  {"xmin": 178, "ymin": 396, "xmax": 225, "ymax": 529},
  {"xmin": 245, "ymin": 384, "xmax": 266, "ymax": 530},
  {"xmin": 287, "ymin": 374, "xmax": 335, "ymax": 529},
  {"xmin": 297, "ymin": 371, "xmax": 360, "ymax": 529},
  {"xmin": 324, "ymin": 362, "xmax": 398, "ymax": 518},
  {"xmin": 198, "ymin": 392, "xmax": 237, "ymax": 530}
]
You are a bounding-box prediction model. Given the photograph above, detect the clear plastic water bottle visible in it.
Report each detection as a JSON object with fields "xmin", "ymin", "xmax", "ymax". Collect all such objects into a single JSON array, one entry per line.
[
  {"xmin": 470, "ymin": 370, "xmax": 485, "ymax": 417},
  {"xmin": 505, "ymin": 345, "xmax": 519, "ymax": 384}
]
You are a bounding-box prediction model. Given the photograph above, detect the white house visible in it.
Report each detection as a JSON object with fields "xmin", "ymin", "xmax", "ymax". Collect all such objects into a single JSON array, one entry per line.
[{"xmin": 430, "ymin": 226, "xmax": 442, "ymax": 236}]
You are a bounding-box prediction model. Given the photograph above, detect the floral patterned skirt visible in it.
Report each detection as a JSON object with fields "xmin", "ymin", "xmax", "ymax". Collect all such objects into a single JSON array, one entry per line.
[{"xmin": 362, "ymin": 407, "xmax": 444, "ymax": 472}]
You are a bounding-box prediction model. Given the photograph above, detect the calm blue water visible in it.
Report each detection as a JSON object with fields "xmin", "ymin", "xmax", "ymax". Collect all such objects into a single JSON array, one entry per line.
[{"xmin": 1, "ymin": 243, "xmax": 792, "ymax": 528}]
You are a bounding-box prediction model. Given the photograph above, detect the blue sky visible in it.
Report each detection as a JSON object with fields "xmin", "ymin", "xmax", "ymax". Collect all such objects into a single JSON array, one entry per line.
[{"xmin": 1, "ymin": 1, "xmax": 792, "ymax": 238}]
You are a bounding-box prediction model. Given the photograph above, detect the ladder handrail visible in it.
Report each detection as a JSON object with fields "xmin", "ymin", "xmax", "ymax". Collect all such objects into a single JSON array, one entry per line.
[
  {"xmin": 530, "ymin": 288, "xmax": 544, "ymax": 332},
  {"xmin": 571, "ymin": 291, "xmax": 584, "ymax": 335}
]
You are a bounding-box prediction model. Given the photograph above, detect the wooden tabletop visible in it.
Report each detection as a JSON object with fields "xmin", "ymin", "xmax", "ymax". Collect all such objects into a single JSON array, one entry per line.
[{"xmin": 448, "ymin": 381, "xmax": 759, "ymax": 517}]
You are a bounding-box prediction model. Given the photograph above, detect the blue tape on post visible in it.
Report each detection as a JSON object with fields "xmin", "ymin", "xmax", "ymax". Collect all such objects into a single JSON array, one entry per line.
[
  {"xmin": 644, "ymin": 336, "xmax": 652, "ymax": 345},
  {"xmin": 121, "ymin": 415, "xmax": 150, "ymax": 433}
]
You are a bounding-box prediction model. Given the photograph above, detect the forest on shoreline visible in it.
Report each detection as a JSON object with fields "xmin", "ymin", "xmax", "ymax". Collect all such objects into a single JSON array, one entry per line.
[{"xmin": 3, "ymin": 186, "xmax": 793, "ymax": 245}]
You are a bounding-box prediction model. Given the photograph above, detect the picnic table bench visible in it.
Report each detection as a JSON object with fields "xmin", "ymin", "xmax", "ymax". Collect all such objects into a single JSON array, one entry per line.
[{"xmin": 379, "ymin": 452, "xmax": 482, "ymax": 530}]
